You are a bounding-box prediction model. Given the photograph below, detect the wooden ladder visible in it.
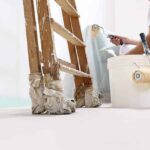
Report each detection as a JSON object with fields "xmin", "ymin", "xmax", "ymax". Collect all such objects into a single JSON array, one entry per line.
[{"xmin": 23, "ymin": 0, "xmax": 94, "ymax": 106}]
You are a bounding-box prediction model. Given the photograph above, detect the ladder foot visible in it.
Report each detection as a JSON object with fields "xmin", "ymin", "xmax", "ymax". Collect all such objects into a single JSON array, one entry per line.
[
  {"xmin": 84, "ymin": 87, "xmax": 103, "ymax": 108},
  {"xmin": 75, "ymin": 85, "xmax": 103, "ymax": 108},
  {"xmin": 30, "ymin": 73, "xmax": 76, "ymax": 115},
  {"xmin": 43, "ymin": 79, "xmax": 76, "ymax": 115},
  {"xmin": 29, "ymin": 73, "xmax": 45, "ymax": 114}
]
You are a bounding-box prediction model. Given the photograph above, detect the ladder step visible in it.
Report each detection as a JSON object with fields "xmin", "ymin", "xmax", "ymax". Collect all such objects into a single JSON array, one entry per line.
[
  {"xmin": 55, "ymin": 0, "xmax": 79, "ymax": 17},
  {"xmin": 58, "ymin": 59, "xmax": 90, "ymax": 77},
  {"xmin": 60, "ymin": 64, "xmax": 91, "ymax": 78},
  {"xmin": 50, "ymin": 18, "xmax": 85, "ymax": 47},
  {"xmin": 58, "ymin": 58, "xmax": 76, "ymax": 69}
]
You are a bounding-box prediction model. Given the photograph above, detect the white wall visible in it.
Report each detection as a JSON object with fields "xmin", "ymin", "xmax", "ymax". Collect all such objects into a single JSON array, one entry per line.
[
  {"xmin": 0, "ymin": 0, "xmax": 24, "ymax": 98},
  {"xmin": 115, "ymin": 0, "xmax": 149, "ymax": 38},
  {"xmin": 76, "ymin": 0, "xmax": 115, "ymax": 31}
]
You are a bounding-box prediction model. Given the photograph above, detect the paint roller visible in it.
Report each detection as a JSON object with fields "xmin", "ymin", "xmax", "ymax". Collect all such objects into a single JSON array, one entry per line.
[
  {"xmin": 90, "ymin": 24, "xmax": 101, "ymax": 38},
  {"xmin": 133, "ymin": 68, "xmax": 150, "ymax": 83}
]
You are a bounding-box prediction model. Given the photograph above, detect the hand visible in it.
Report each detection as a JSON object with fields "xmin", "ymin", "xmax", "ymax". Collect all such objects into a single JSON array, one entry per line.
[{"xmin": 108, "ymin": 35, "xmax": 130, "ymax": 46}]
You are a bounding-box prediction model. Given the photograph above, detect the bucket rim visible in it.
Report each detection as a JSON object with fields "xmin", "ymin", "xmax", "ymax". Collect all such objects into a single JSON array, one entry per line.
[{"xmin": 107, "ymin": 55, "xmax": 150, "ymax": 70}]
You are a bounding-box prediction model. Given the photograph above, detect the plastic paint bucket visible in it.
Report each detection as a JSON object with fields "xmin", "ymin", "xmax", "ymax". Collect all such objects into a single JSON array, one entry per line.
[{"xmin": 108, "ymin": 55, "xmax": 150, "ymax": 108}]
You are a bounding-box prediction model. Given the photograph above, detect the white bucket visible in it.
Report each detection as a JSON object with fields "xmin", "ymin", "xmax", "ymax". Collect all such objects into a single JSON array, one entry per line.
[{"xmin": 108, "ymin": 55, "xmax": 150, "ymax": 108}]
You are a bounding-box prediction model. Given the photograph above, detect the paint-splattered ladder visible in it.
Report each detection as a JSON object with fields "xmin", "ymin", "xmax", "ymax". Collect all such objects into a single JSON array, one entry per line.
[{"xmin": 23, "ymin": 0, "xmax": 95, "ymax": 106}]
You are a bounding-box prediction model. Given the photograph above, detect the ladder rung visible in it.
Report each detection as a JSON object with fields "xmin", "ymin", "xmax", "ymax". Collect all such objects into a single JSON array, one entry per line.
[
  {"xmin": 58, "ymin": 58, "xmax": 76, "ymax": 69},
  {"xmin": 50, "ymin": 18, "xmax": 85, "ymax": 47},
  {"xmin": 60, "ymin": 64, "xmax": 91, "ymax": 78},
  {"xmin": 55, "ymin": 0, "xmax": 79, "ymax": 17}
]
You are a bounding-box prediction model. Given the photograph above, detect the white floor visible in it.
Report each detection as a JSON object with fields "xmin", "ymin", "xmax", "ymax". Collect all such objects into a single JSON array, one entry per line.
[{"xmin": 0, "ymin": 105, "xmax": 150, "ymax": 150}]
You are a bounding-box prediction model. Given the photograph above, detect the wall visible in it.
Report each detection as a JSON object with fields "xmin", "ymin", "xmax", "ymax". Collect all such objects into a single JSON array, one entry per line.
[
  {"xmin": 76, "ymin": 0, "xmax": 115, "ymax": 31},
  {"xmin": 115, "ymin": 0, "xmax": 149, "ymax": 38}
]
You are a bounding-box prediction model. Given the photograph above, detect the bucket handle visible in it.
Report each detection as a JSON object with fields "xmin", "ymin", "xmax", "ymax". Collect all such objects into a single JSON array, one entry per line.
[{"xmin": 133, "ymin": 62, "xmax": 140, "ymax": 69}]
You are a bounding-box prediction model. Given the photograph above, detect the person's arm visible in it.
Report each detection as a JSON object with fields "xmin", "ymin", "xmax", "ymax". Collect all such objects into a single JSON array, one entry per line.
[
  {"xmin": 125, "ymin": 38, "xmax": 139, "ymax": 45},
  {"xmin": 125, "ymin": 42, "xmax": 144, "ymax": 54},
  {"xmin": 126, "ymin": 32, "xmax": 150, "ymax": 55},
  {"xmin": 109, "ymin": 35, "xmax": 139, "ymax": 46}
]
